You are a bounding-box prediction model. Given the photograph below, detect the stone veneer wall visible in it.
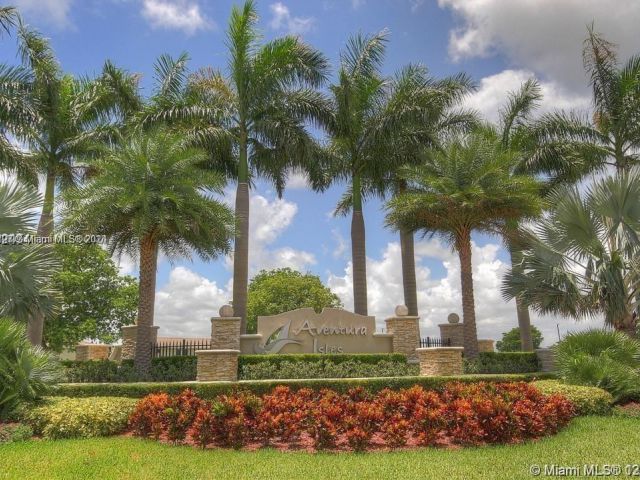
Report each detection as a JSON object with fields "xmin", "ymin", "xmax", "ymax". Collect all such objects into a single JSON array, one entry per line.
[
  {"xmin": 438, "ymin": 323, "xmax": 464, "ymax": 347},
  {"xmin": 120, "ymin": 325, "xmax": 159, "ymax": 361},
  {"xmin": 210, "ymin": 317, "xmax": 241, "ymax": 350},
  {"xmin": 384, "ymin": 316, "xmax": 420, "ymax": 362},
  {"xmin": 477, "ymin": 339, "xmax": 495, "ymax": 353},
  {"xmin": 75, "ymin": 344, "xmax": 110, "ymax": 361},
  {"xmin": 195, "ymin": 350, "xmax": 239, "ymax": 381},
  {"xmin": 416, "ymin": 347, "xmax": 464, "ymax": 376},
  {"xmin": 536, "ymin": 348, "xmax": 556, "ymax": 372}
]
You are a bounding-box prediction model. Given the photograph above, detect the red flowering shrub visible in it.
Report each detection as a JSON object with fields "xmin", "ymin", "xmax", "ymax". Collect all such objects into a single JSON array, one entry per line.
[
  {"xmin": 128, "ymin": 392, "xmax": 170, "ymax": 439},
  {"xmin": 128, "ymin": 382, "xmax": 576, "ymax": 452}
]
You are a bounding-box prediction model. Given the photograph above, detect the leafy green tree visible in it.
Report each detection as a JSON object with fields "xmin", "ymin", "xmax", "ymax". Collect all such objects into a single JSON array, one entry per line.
[
  {"xmin": 144, "ymin": 1, "xmax": 331, "ymax": 332},
  {"xmin": 386, "ymin": 130, "xmax": 543, "ymax": 358},
  {"xmin": 44, "ymin": 244, "xmax": 138, "ymax": 352},
  {"xmin": 63, "ymin": 129, "xmax": 234, "ymax": 375},
  {"xmin": 496, "ymin": 326, "xmax": 543, "ymax": 352},
  {"xmin": 246, "ymin": 268, "xmax": 342, "ymax": 333},
  {"xmin": 503, "ymin": 170, "xmax": 640, "ymax": 337},
  {"xmin": 0, "ymin": 24, "xmax": 139, "ymax": 345}
]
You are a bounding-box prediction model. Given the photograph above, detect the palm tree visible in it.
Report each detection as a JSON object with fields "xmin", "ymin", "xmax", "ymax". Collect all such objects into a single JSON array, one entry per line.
[
  {"xmin": 324, "ymin": 33, "xmax": 473, "ymax": 316},
  {"xmin": 493, "ymin": 79, "xmax": 544, "ymax": 351},
  {"xmin": 503, "ymin": 170, "xmax": 640, "ymax": 338},
  {"xmin": 386, "ymin": 130, "xmax": 543, "ymax": 358},
  {"xmin": 2, "ymin": 24, "xmax": 139, "ymax": 344},
  {"xmin": 63, "ymin": 129, "xmax": 235, "ymax": 375},
  {"xmin": 145, "ymin": 1, "xmax": 330, "ymax": 332},
  {"xmin": 0, "ymin": 182, "xmax": 59, "ymax": 323},
  {"xmin": 0, "ymin": 6, "xmax": 17, "ymax": 36},
  {"xmin": 531, "ymin": 26, "xmax": 640, "ymax": 178}
]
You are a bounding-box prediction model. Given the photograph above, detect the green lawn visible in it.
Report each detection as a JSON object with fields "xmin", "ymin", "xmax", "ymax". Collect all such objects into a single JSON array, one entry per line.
[{"xmin": 1, "ymin": 417, "xmax": 638, "ymax": 480}]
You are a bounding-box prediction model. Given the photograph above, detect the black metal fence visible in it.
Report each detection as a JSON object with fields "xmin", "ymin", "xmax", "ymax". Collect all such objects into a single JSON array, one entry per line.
[
  {"xmin": 419, "ymin": 337, "xmax": 452, "ymax": 348},
  {"xmin": 151, "ymin": 339, "xmax": 212, "ymax": 358}
]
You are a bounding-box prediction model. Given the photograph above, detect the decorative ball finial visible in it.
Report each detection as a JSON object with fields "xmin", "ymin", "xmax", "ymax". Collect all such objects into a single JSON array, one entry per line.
[
  {"xmin": 395, "ymin": 304, "xmax": 409, "ymax": 317},
  {"xmin": 447, "ymin": 313, "xmax": 460, "ymax": 324},
  {"xmin": 219, "ymin": 304, "xmax": 234, "ymax": 317}
]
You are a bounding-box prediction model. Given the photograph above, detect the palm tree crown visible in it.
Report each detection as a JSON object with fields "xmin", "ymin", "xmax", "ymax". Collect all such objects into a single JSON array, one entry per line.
[
  {"xmin": 386, "ymin": 129, "xmax": 543, "ymax": 357},
  {"xmin": 63, "ymin": 130, "xmax": 235, "ymax": 374}
]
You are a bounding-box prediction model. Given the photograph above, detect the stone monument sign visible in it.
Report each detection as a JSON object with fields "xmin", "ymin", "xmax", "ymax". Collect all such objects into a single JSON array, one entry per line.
[{"xmin": 255, "ymin": 307, "xmax": 392, "ymax": 354}]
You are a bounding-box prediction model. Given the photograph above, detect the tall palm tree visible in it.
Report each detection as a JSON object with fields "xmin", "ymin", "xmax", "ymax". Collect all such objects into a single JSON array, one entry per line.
[
  {"xmin": 0, "ymin": 6, "xmax": 17, "ymax": 36},
  {"xmin": 503, "ymin": 170, "xmax": 640, "ymax": 337},
  {"xmin": 494, "ymin": 79, "xmax": 544, "ymax": 351},
  {"xmin": 0, "ymin": 182, "xmax": 59, "ymax": 323},
  {"xmin": 63, "ymin": 130, "xmax": 235, "ymax": 375},
  {"xmin": 386, "ymin": 130, "xmax": 543, "ymax": 358},
  {"xmin": 2, "ymin": 24, "xmax": 139, "ymax": 344},
  {"xmin": 531, "ymin": 26, "xmax": 640, "ymax": 178},
  {"xmin": 177, "ymin": 1, "xmax": 330, "ymax": 332},
  {"xmin": 324, "ymin": 33, "xmax": 472, "ymax": 316}
]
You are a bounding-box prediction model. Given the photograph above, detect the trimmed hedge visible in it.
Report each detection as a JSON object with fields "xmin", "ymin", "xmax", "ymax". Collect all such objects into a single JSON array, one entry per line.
[
  {"xmin": 24, "ymin": 396, "xmax": 138, "ymax": 439},
  {"xmin": 464, "ymin": 352, "xmax": 539, "ymax": 374},
  {"xmin": 52, "ymin": 372, "xmax": 555, "ymax": 399},
  {"xmin": 238, "ymin": 353, "xmax": 407, "ymax": 367},
  {"xmin": 532, "ymin": 380, "xmax": 613, "ymax": 416}
]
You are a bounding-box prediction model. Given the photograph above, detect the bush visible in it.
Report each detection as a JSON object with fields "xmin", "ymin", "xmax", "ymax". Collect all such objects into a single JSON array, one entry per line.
[
  {"xmin": 54, "ymin": 373, "xmax": 556, "ymax": 399},
  {"xmin": 464, "ymin": 352, "xmax": 539, "ymax": 374},
  {"xmin": 129, "ymin": 382, "xmax": 575, "ymax": 451},
  {"xmin": 0, "ymin": 423, "xmax": 33, "ymax": 444},
  {"xmin": 533, "ymin": 380, "xmax": 613, "ymax": 415},
  {"xmin": 0, "ymin": 319, "xmax": 63, "ymax": 419},
  {"xmin": 555, "ymin": 329, "xmax": 640, "ymax": 402},
  {"xmin": 62, "ymin": 357, "xmax": 195, "ymax": 383},
  {"xmin": 240, "ymin": 359, "xmax": 417, "ymax": 380},
  {"xmin": 238, "ymin": 353, "xmax": 407, "ymax": 367},
  {"xmin": 24, "ymin": 397, "xmax": 138, "ymax": 439}
]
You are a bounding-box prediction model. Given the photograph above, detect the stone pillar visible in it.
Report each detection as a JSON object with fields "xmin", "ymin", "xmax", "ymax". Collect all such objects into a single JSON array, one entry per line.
[
  {"xmin": 75, "ymin": 344, "xmax": 110, "ymax": 361},
  {"xmin": 477, "ymin": 339, "xmax": 495, "ymax": 352},
  {"xmin": 438, "ymin": 312, "xmax": 464, "ymax": 347},
  {"xmin": 210, "ymin": 317, "xmax": 241, "ymax": 350},
  {"xmin": 121, "ymin": 325, "xmax": 159, "ymax": 361},
  {"xmin": 385, "ymin": 305, "xmax": 420, "ymax": 362},
  {"xmin": 416, "ymin": 347, "xmax": 464, "ymax": 376},
  {"xmin": 195, "ymin": 350, "xmax": 239, "ymax": 381},
  {"xmin": 536, "ymin": 348, "xmax": 556, "ymax": 372}
]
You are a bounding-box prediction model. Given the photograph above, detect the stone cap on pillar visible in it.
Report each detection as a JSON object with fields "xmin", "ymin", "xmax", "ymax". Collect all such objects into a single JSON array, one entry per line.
[
  {"xmin": 416, "ymin": 346, "xmax": 464, "ymax": 352},
  {"xmin": 195, "ymin": 349, "xmax": 241, "ymax": 354}
]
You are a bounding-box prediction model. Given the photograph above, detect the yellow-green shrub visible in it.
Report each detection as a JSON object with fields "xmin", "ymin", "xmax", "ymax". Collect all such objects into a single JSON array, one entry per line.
[
  {"xmin": 25, "ymin": 397, "xmax": 137, "ymax": 439},
  {"xmin": 533, "ymin": 380, "xmax": 613, "ymax": 415}
]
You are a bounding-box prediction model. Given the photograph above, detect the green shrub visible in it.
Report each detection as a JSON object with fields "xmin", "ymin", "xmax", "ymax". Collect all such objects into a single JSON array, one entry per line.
[
  {"xmin": 613, "ymin": 403, "xmax": 640, "ymax": 418},
  {"xmin": 0, "ymin": 423, "xmax": 33, "ymax": 443},
  {"xmin": 463, "ymin": 352, "xmax": 539, "ymax": 374},
  {"xmin": 238, "ymin": 353, "xmax": 407, "ymax": 367},
  {"xmin": 24, "ymin": 396, "xmax": 138, "ymax": 439},
  {"xmin": 0, "ymin": 319, "xmax": 63, "ymax": 419},
  {"xmin": 533, "ymin": 380, "xmax": 613, "ymax": 415},
  {"xmin": 555, "ymin": 329, "xmax": 640, "ymax": 402},
  {"xmin": 53, "ymin": 372, "xmax": 556, "ymax": 399},
  {"xmin": 149, "ymin": 357, "xmax": 197, "ymax": 382},
  {"xmin": 239, "ymin": 358, "xmax": 417, "ymax": 380}
]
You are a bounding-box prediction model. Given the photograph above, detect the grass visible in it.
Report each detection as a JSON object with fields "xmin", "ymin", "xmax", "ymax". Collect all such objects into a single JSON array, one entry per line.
[{"xmin": 0, "ymin": 416, "xmax": 638, "ymax": 480}]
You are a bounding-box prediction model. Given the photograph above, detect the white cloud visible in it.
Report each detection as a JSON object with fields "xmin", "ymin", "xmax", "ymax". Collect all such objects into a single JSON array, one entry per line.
[
  {"xmin": 351, "ymin": 0, "xmax": 365, "ymax": 9},
  {"xmin": 154, "ymin": 267, "xmax": 230, "ymax": 337},
  {"xmin": 13, "ymin": 0, "xmax": 74, "ymax": 29},
  {"xmin": 464, "ymin": 69, "xmax": 590, "ymax": 124},
  {"xmin": 286, "ymin": 172, "xmax": 310, "ymax": 189},
  {"xmin": 328, "ymin": 238, "xmax": 602, "ymax": 346},
  {"xmin": 438, "ymin": 0, "xmax": 640, "ymax": 90},
  {"xmin": 269, "ymin": 2, "xmax": 314, "ymax": 35},
  {"xmin": 141, "ymin": 0, "xmax": 213, "ymax": 35}
]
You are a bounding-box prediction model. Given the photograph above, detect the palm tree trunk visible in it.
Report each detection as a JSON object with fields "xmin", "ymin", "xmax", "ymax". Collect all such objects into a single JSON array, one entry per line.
[
  {"xmin": 457, "ymin": 229, "xmax": 479, "ymax": 359},
  {"xmin": 509, "ymin": 248, "xmax": 534, "ymax": 351},
  {"xmin": 134, "ymin": 234, "xmax": 158, "ymax": 376},
  {"xmin": 233, "ymin": 182, "xmax": 250, "ymax": 332},
  {"xmin": 398, "ymin": 181, "xmax": 418, "ymax": 316},
  {"xmin": 400, "ymin": 229, "xmax": 418, "ymax": 316},
  {"xmin": 351, "ymin": 174, "xmax": 368, "ymax": 316},
  {"xmin": 26, "ymin": 167, "xmax": 55, "ymax": 346},
  {"xmin": 233, "ymin": 130, "xmax": 250, "ymax": 332}
]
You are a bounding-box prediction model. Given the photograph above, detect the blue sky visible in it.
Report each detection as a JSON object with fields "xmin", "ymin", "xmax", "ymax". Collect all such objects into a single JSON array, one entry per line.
[{"xmin": 3, "ymin": 0, "xmax": 639, "ymax": 344}]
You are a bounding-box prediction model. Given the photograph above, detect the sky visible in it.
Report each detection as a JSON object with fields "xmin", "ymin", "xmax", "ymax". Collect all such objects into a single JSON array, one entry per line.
[{"xmin": 2, "ymin": 0, "xmax": 640, "ymax": 346}]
